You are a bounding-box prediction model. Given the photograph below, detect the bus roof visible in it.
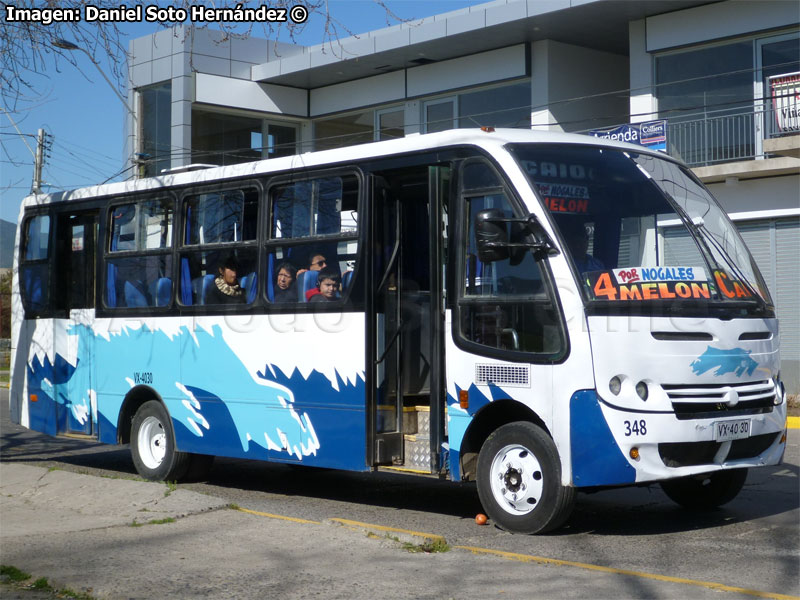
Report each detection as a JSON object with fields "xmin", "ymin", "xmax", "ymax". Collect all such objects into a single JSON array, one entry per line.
[{"xmin": 18, "ymin": 128, "xmax": 665, "ymax": 212}]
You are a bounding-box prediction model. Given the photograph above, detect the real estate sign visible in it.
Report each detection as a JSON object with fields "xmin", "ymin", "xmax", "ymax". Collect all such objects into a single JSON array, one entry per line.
[
  {"xmin": 769, "ymin": 72, "xmax": 800, "ymax": 134},
  {"xmin": 587, "ymin": 120, "xmax": 667, "ymax": 152}
]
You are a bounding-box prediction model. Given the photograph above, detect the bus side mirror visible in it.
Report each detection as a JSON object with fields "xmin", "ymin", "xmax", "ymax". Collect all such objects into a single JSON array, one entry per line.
[{"xmin": 475, "ymin": 209, "xmax": 509, "ymax": 263}]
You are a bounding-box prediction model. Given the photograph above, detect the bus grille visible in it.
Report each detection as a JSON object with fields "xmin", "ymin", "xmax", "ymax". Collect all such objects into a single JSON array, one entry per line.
[
  {"xmin": 658, "ymin": 433, "xmax": 780, "ymax": 468},
  {"xmin": 662, "ymin": 380, "xmax": 776, "ymax": 420},
  {"xmin": 475, "ymin": 364, "xmax": 530, "ymax": 388}
]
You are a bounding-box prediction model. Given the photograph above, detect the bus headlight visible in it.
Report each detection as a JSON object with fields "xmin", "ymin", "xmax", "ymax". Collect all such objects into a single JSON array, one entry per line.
[
  {"xmin": 609, "ymin": 376, "xmax": 622, "ymax": 396},
  {"xmin": 774, "ymin": 379, "xmax": 785, "ymax": 406},
  {"xmin": 636, "ymin": 381, "xmax": 649, "ymax": 401}
]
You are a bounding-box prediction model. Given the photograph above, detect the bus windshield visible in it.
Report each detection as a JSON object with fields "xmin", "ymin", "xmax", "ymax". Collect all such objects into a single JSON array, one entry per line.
[{"xmin": 510, "ymin": 143, "xmax": 773, "ymax": 314}]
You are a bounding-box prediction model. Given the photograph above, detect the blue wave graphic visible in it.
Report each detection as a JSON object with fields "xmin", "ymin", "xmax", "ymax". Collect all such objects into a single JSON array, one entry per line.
[
  {"xmin": 690, "ymin": 346, "xmax": 758, "ymax": 377},
  {"xmin": 26, "ymin": 323, "xmax": 367, "ymax": 470}
]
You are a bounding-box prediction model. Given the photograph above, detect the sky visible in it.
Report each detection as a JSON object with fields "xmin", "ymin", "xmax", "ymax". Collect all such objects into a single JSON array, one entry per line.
[{"xmin": 1, "ymin": 0, "xmax": 485, "ymax": 224}]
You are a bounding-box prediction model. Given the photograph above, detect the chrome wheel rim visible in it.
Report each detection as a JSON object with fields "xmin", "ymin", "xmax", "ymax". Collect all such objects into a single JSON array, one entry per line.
[
  {"xmin": 489, "ymin": 443, "xmax": 544, "ymax": 515},
  {"xmin": 138, "ymin": 416, "xmax": 167, "ymax": 469}
]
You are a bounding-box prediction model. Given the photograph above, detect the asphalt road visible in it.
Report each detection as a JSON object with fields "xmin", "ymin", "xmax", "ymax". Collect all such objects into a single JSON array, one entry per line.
[{"xmin": 1, "ymin": 388, "xmax": 798, "ymax": 599}]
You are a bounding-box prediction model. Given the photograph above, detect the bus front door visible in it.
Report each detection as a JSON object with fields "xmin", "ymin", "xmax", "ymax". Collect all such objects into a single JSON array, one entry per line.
[
  {"xmin": 54, "ymin": 210, "xmax": 98, "ymax": 437},
  {"xmin": 367, "ymin": 165, "xmax": 449, "ymax": 472}
]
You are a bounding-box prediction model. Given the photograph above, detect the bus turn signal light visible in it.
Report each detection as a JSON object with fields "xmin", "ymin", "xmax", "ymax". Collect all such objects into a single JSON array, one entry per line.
[
  {"xmin": 629, "ymin": 447, "xmax": 640, "ymax": 461},
  {"xmin": 30, "ymin": 394, "xmax": 38, "ymax": 403},
  {"xmin": 459, "ymin": 390, "xmax": 469, "ymax": 409}
]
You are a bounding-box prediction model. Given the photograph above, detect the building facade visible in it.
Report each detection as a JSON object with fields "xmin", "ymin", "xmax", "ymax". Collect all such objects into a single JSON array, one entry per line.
[{"xmin": 126, "ymin": 0, "xmax": 800, "ymax": 390}]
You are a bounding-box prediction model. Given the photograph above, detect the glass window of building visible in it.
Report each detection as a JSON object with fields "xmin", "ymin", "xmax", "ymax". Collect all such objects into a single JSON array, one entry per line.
[
  {"xmin": 655, "ymin": 32, "xmax": 799, "ymax": 166},
  {"xmin": 425, "ymin": 98, "xmax": 456, "ymax": 133},
  {"xmin": 139, "ymin": 82, "xmax": 172, "ymax": 177},
  {"xmin": 192, "ymin": 109, "xmax": 298, "ymax": 166},
  {"xmin": 314, "ymin": 110, "xmax": 374, "ymax": 151},
  {"xmin": 377, "ymin": 108, "xmax": 404, "ymax": 140},
  {"xmin": 656, "ymin": 42, "xmax": 753, "ymax": 122},
  {"xmin": 458, "ymin": 82, "xmax": 531, "ymax": 129}
]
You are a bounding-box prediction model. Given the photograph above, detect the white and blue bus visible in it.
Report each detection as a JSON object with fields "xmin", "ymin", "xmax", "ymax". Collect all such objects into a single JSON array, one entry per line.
[{"xmin": 10, "ymin": 129, "xmax": 788, "ymax": 533}]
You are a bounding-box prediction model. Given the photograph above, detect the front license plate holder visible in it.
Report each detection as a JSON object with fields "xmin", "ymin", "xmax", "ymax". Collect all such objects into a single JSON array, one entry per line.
[{"xmin": 713, "ymin": 419, "xmax": 751, "ymax": 442}]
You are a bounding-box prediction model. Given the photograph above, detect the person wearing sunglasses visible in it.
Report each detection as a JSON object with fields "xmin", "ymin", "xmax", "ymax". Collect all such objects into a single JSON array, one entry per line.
[{"xmin": 297, "ymin": 252, "xmax": 330, "ymax": 301}]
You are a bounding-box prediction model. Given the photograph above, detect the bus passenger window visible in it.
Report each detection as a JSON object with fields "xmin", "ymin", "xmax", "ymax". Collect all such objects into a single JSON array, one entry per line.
[
  {"xmin": 20, "ymin": 214, "xmax": 51, "ymax": 313},
  {"xmin": 265, "ymin": 174, "xmax": 360, "ymax": 307},
  {"xmin": 105, "ymin": 199, "xmax": 174, "ymax": 309},
  {"xmin": 106, "ymin": 255, "xmax": 174, "ymax": 309},
  {"xmin": 271, "ymin": 176, "xmax": 358, "ymax": 239},
  {"xmin": 179, "ymin": 187, "xmax": 259, "ymax": 307},
  {"xmin": 179, "ymin": 250, "xmax": 258, "ymax": 306},
  {"xmin": 184, "ymin": 189, "xmax": 257, "ymax": 244}
]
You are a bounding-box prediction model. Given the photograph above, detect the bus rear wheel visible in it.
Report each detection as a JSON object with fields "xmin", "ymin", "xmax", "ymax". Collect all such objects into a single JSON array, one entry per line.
[
  {"xmin": 477, "ymin": 421, "xmax": 576, "ymax": 534},
  {"xmin": 660, "ymin": 468, "xmax": 748, "ymax": 509},
  {"xmin": 131, "ymin": 400, "xmax": 190, "ymax": 482}
]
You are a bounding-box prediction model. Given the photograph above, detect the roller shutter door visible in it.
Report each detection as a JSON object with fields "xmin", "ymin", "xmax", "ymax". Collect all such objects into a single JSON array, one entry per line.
[
  {"xmin": 775, "ymin": 219, "xmax": 800, "ymax": 361},
  {"xmin": 737, "ymin": 218, "xmax": 799, "ymax": 363}
]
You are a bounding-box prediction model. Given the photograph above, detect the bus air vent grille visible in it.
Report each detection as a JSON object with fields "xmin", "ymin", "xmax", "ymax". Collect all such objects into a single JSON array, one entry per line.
[{"xmin": 475, "ymin": 364, "xmax": 530, "ymax": 388}]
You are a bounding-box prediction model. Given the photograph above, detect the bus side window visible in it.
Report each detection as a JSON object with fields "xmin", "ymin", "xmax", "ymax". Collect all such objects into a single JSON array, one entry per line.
[
  {"xmin": 20, "ymin": 214, "xmax": 51, "ymax": 314},
  {"xmin": 105, "ymin": 199, "xmax": 174, "ymax": 309},
  {"xmin": 179, "ymin": 250, "xmax": 258, "ymax": 306},
  {"xmin": 456, "ymin": 168, "xmax": 565, "ymax": 358},
  {"xmin": 178, "ymin": 188, "xmax": 259, "ymax": 307},
  {"xmin": 266, "ymin": 174, "xmax": 360, "ymax": 306}
]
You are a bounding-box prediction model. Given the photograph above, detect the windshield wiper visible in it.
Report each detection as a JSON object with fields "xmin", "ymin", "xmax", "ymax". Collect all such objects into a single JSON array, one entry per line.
[{"xmin": 687, "ymin": 216, "xmax": 767, "ymax": 307}]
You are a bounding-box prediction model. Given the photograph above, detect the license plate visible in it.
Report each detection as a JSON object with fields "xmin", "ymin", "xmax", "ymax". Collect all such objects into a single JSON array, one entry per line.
[{"xmin": 713, "ymin": 419, "xmax": 751, "ymax": 442}]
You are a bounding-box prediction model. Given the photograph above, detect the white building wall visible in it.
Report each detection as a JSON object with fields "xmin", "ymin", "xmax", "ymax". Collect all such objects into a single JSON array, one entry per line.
[
  {"xmin": 710, "ymin": 176, "xmax": 800, "ymax": 220},
  {"xmin": 196, "ymin": 74, "xmax": 307, "ymax": 116},
  {"xmin": 645, "ymin": 0, "xmax": 799, "ymax": 51},
  {"xmin": 406, "ymin": 45, "xmax": 527, "ymax": 98},
  {"xmin": 310, "ymin": 71, "xmax": 405, "ymax": 116},
  {"xmin": 531, "ymin": 40, "xmax": 628, "ymax": 132}
]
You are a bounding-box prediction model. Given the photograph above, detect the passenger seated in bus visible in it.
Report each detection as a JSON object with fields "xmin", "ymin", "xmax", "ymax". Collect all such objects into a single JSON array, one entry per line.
[
  {"xmin": 309, "ymin": 267, "xmax": 340, "ymax": 303},
  {"xmin": 562, "ymin": 221, "xmax": 604, "ymax": 273},
  {"xmin": 296, "ymin": 252, "xmax": 328, "ymax": 279},
  {"xmin": 207, "ymin": 254, "xmax": 245, "ymax": 304},
  {"xmin": 298, "ymin": 252, "xmax": 329, "ymax": 300},
  {"xmin": 274, "ymin": 261, "xmax": 297, "ymax": 303}
]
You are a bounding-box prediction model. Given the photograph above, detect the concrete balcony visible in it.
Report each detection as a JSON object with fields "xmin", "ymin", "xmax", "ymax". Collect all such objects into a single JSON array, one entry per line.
[{"xmin": 763, "ymin": 133, "xmax": 800, "ymax": 159}]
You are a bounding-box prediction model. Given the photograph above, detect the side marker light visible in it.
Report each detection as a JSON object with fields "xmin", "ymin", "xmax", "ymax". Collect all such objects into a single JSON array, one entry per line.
[
  {"xmin": 629, "ymin": 447, "xmax": 640, "ymax": 461},
  {"xmin": 459, "ymin": 390, "xmax": 469, "ymax": 409},
  {"xmin": 30, "ymin": 394, "xmax": 38, "ymax": 403}
]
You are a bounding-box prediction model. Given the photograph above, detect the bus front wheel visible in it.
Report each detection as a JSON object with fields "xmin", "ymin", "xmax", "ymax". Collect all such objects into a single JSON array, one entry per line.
[
  {"xmin": 476, "ymin": 421, "xmax": 576, "ymax": 534},
  {"xmin": 131, "ymin": 400, "xmax": 190, "ymax": 482},
  {"xmin": 660, "ymin": 468, "xmax": 748, "ymax": 509}
]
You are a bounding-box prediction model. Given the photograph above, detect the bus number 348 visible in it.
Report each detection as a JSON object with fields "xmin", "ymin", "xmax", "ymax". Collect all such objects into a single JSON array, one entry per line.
[{"xmin": 623, "ymin": 420, "xmax": 647, "ymax": 436}]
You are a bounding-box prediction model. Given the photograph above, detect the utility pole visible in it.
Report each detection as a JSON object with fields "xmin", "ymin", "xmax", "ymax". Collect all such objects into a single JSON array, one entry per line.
[{"xmin": 32, "ymin": 129, "xmax": 52, "ymax": 194}]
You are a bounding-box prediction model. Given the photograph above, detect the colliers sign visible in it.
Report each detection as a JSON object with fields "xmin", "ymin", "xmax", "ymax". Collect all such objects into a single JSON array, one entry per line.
[{"xmin": 587, "ymin": 120, "xmax": 668, "ymax": 152}]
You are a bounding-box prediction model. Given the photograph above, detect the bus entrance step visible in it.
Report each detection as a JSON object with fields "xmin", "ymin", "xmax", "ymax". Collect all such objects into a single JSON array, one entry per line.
[
  {"xmin": 403, "ymin": 405, "xmax": 430, "ymax": 436},
  {"xmin": 403, "ymin": 433, "xmax": 431, "ymax": 470}
]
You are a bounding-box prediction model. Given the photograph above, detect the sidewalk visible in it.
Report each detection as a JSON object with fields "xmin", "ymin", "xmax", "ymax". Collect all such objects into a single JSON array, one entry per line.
[{"xmin": 0, "ymin": 463, "xmax": 747, "ymax": 600}]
